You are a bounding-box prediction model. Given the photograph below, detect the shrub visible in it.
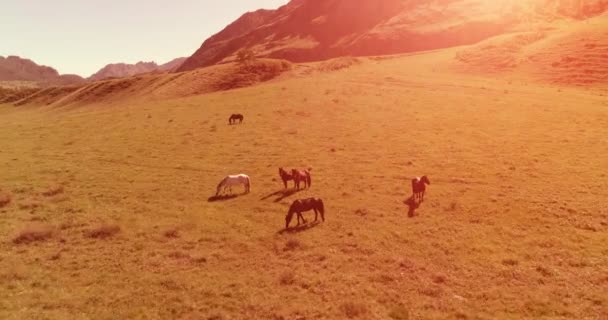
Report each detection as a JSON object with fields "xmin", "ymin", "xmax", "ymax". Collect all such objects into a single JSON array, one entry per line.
[
  {"xmin": 42, "ymin": 184, "xmax": 64, "ymax": 197},
  {"xmin": 389, "ymin": 306, "xmax": 410, "ymax": 320},
  {"xmin": 0, "ymin": 191, "xmax": 11, "ymax": 208},
  {"xmin": 86, "ymin": 224, "xmax": 120, "ymax": 239},
  {"xmin": 284, "ymin": 239, "xmax": 302, "ymax": 251},
  {"xmin": 279, "ymin": 271, "xmax": 296, "ymax": 285},
  {"xmin": 13, "ymin": 224, "xmax": 54, "ymax": 244},
  {"xmin": 163, "ymin": 228, "xmax": 180, "ymax": 238},
  {"xmin": 340, "ymin": 302, "xmax": 368, "ymax": 318},
  {"xmin": 236, "ymin": 48, "xmax": 256, "ymax": 65}
]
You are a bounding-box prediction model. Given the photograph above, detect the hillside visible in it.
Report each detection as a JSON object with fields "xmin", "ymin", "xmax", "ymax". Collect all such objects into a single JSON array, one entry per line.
[
  {"xmin": 88, "ymin": 58, "xmax": 186, "ymax": 81},
  {"xmin": 0, "ymin": 56, "xmax": 85, "ymax": 86},
  {"xmin": 1, "ymin": 43, "xmax": 607, "ymax": 319},
  {"xmin": 454, "ymin": 12, "xmax": 608, "ymax": 85},
  {"xmin": 178, "ymin": 0, "xmax": 608, "ymax": 72},
  {"xmin": 7, "ymin": 59, "xmax": 292, "ymax": 107}
]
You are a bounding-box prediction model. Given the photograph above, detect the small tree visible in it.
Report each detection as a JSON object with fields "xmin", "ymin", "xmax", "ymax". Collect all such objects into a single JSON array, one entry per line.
[{"xmin": 236, "ymin": 48, "xmax": 256, "ymax": 65}]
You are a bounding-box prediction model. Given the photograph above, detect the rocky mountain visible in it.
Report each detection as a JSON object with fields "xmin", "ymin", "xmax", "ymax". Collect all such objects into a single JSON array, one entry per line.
[
  {"xmin": 178, "ymin": 0, "xmax": 608, "ymax": 72},
  {"xmin": 89, "ymin": 58, "xmax": 186, "ymax": 81},
  {"xmin": 0, "ymin": 55, "xmax": 85, "ymax": 85}
]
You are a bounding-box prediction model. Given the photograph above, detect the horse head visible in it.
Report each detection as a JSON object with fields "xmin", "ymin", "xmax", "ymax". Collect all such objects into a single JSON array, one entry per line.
[
  {"xmin": 421, "ymin": 176, "xmax": 430, "ymax": 185},
  {"xmin": 285, "ymin": 211, "xmax": 294, "ymax": 229},
  {"xmin": 316, "ymin": 198, "xmax": 325, "ymax": 221}
]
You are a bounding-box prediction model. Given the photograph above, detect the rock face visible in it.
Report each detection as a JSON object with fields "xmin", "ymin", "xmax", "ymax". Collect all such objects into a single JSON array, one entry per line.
[
  {"xmin": 88, "ymin": 58, "xmax": 187, "ymax": 81},
  {"xmin": 0, "ymin": 55, "xmax": 84, "ymax": 85},
  {"xmin": 178, "ymin": 0, "xmax": 608, "ymax": 72},
  {"xmin": 88, "ymin": 61, "xmax": 160, "ymax": 81},
  {"xmin": 159, "ymin": 57, "xmax": 187, "ymax": 72}
]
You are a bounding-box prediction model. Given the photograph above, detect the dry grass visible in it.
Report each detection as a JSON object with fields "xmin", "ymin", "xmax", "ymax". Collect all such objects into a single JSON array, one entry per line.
[
  {"xmin": 163, "ymin": 228, "xmax": 180, "ymax": 238},
  {"xmin": 0, "ymin": 33, "xmax": 607, "ymax": 319},
  {"xmin": 278, "ymin": 270, "xmax": 296, "ymax": 286},
  {"xmin": 41, "ymin": 184, "xmax": 64, "ymax": 197},
  {"xmin": 340, "ymin": 301, "xmax": 369, "ymax": 318},
  {"xmin": 388, "ymin": 306, "xmax": 410, "ymax": 320},
  {"xmin": 12, "ymin": 224, "xmax": 54, "ymax": 244},
  {"xmin": 0, "ymin": 190, "xmax": 11, "ymax": 208}
]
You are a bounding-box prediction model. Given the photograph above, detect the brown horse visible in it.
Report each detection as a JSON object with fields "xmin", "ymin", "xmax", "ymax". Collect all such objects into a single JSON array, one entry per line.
[
  {"xmin": 292, "ymin": 168, "xmax": 312, "ymax": 190},
  {"xmin": 278, "ymin": 167, "xmax": 295, "ymax": 189},
  {"xmin": 229, "ymin": 114, "xmax": 244, "ymax": 125},
  {"xmin": 411, "ymin": 176, "xmax": 430, "ymax": 202},
  {"xmin": 285, "ymin": 198, "xmax": 325, "ymax": 229}
]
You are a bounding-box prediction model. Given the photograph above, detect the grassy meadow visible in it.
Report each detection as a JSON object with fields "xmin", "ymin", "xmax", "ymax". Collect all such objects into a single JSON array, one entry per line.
[{"xmin": 1, "ymin": 51, "xmax": 607, "ymax": 319}]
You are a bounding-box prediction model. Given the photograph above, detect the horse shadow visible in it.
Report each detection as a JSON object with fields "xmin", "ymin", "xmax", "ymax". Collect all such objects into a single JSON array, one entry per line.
[
  {"xmin": 260, "ymin": 188, "xmax": 302, "ymax": 203},
  {"xmin": 403, "ymin": 196, "xmax": 421, "ymax": 218},
  {"xmin": 278, "ymin": 221, "xmax": 321, "ymax": 234},
  {"xmin": 208, "ymin": 194, "xmax": 239, "ymax": 202}
]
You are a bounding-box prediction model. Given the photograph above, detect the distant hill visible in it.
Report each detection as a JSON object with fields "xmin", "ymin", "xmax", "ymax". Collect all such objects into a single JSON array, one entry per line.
[
  {"xmin": 178, "ymin": 0, "xmax": 608, "ymax": 72},
  {"xmin": 88, "ymin": 57, "xmax": 186, "ymax": 81},
  {"xmin": 0, "ymin": 55, "xmax": 85, "ymax": 86}
]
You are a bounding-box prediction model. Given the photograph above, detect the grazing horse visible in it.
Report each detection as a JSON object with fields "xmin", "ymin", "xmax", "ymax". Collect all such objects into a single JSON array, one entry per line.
[
  {"xmin": 216, "ymin": 174, "xmax": 251, "ymax": 196},
  {"xmin": 291, "ymin": 168, "xmax": 312, "ymax": 190},
  {"xmin": 411, "ymin": 176, "xmax": 430, "ymax": 202},
  {"xmin": 278, "ymin": 167, "xmax": 295, "ymax": 189},
  {"xmin": 229, "ymin": 114, "xmax": 244, "ymax": 125},
  {"xmin": 285, "ymin": 198, "xmax": 325, "ymax": 229}
]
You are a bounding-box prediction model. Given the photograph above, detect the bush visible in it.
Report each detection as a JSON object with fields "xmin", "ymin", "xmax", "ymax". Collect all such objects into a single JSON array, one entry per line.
[
  {"xmin": 0, "ymin": 191, "xmax": 11, "ymax": 208},
  {"xmin": 236, "ymin": 48, "xmax": 256, "ymax": 65},
  {"xmin": 42, "ymin": 184, "xmax": 64, "ymax": 197},
  {"xmin": 13, "ymin": 224, "xmax": 54, "ymax": 244},
  {"xmin": 389, "ymin": 306, "xmax": 410, "ymax": 320},
  {"xmin": 284, "ymin": 239, "xmax": 302, "ymax": 251},
  {"xmin": 340, "ymin": 302, "xmax": 368, "ymax": 318},
  {"xmin": 86, "ymin": 224, "xmax": 120, "ymax": 239},
  {"xmin": 279, "ymin": 271, "xmax": 296, "ymax": 285}
]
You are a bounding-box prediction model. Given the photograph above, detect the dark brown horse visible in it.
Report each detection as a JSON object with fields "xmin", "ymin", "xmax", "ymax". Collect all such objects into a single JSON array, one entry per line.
[
  {"xmin": 278, "ymin": 168, "xmax": 295, "ymax": 189},
  {"xmin": 411, "ymin": 176, "xmax": 430, "ymax": 202},
  {"xmin": 292, "ymin": 168, "xmax": 312, "ymax": 190},
  {"xmin": 285, "ymin": 198, "xmax": 325, "ymax": 229},
  {"xmin": 229, "ymin": 114, "xmax": 244, "ymax": 125}
]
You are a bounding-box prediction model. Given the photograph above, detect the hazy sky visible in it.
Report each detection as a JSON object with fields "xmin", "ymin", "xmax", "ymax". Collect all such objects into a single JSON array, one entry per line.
[{"xmin": 1, "ymin": 0, "xmax": 288, "ymax": 77}]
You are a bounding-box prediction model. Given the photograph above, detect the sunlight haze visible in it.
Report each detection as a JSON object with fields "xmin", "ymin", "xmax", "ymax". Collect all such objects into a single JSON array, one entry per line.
[{"xmin": 1, "ymin": 0, "xmax": 288, "ymax": 77}]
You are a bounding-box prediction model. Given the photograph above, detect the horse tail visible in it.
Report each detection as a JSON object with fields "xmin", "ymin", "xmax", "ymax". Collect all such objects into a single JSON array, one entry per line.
[
  {"xmin": 246, "ymin": 176, "xmax": 251, "ymax": 192},
  {"xmin": 306, "ymin": 171, "xmax": 311, "ymax": 188}
]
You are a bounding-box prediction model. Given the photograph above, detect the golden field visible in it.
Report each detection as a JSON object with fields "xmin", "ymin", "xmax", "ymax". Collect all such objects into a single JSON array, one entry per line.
[{"xmin": 1, "ymin": 30, "xmax": 608, "ymax": 319}]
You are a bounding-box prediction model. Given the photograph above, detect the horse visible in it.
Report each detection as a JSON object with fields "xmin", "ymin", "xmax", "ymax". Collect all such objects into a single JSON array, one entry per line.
[
  {"xmin": 285, "ymin": 198, "xmax": 325, "ymax": 229},
  {"xmin": 229, "ymin": 114, "xmax": 244, "ymax": 125},
  {"xmin": 291, "ymin": 168, "xmax": 312, "ymax": 190},
  {"xmin": 278, "ymin": 167, "xmax": 295, "ymax": 189},
  {"xmin": 411, "ymin": 176, "xmax": 430, "ymax": 202},
  {"xmin": 216, "ymin": 174, "xmax": 251, "ymax": 196}
]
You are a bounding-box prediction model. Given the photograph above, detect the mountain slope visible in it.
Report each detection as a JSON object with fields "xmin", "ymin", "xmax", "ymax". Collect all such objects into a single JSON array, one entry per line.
[
  {"xmin": 0, "ymin": 56, "xmax": 85, "ymax": 86},
  {"xmin": 89, "ymin": 58, "xmax": 186, "ymax": 81},
  {"xmin": 178, "ymin": 0, "xmax": 608, "ymax": 72}
]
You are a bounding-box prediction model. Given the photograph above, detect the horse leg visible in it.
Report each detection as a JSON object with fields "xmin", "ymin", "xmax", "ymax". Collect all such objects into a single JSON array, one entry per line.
[{"xmin": 313, "ymin": 208, "xmax": 318, "ymax": 222}]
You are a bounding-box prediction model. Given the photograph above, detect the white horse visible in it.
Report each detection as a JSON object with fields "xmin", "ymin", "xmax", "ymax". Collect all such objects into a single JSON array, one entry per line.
[{"xmin": 216, "ymin": 174, "xmax": 251, "ymax": 196}]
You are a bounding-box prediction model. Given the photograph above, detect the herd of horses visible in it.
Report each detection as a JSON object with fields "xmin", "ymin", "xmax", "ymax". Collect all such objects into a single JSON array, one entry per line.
[
  {"xmin": 215, "ymin": 122, "xmax": 431, "ymax": 230},
  {"xmin": 219, "ymin": 114, "xmax": 431, "ymax": 229}
]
